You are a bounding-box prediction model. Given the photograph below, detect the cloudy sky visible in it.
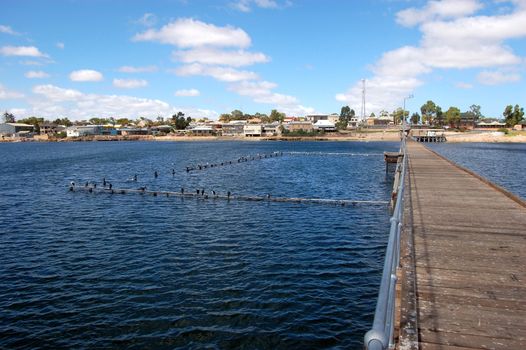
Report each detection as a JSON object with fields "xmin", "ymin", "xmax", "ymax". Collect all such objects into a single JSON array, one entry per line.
[{"xmin": 1, "ymin": 0, "xmax": 525, "ymax": 120}]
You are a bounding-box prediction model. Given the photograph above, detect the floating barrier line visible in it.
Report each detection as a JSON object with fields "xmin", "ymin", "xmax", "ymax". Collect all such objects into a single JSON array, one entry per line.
[
  {"xmin": 286, "ymin": 152, "xmax": 384, "ymax": 156},
  {"xmin": 70, "ymin": 186, "xmax": 388, "ymax": 207},
  {"xmin": 185, "ymin": 151, "xmax": 283, "ymax": 173}
]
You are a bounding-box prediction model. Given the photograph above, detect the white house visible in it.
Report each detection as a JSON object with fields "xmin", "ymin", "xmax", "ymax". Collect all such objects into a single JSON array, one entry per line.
[
  {"xmin": 314, "ymin": 120, "xmax": 336, "ymax": 132},
  {"xmin": 66, "ymin": 125, "xmax": 102, "ymax": 137},
  {"xmin": 244, "ymin": 124, "xmax": 262, "ymax": 137}
]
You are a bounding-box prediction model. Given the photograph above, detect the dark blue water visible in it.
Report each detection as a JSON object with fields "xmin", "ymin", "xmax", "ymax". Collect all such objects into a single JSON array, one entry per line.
[
  {"xmin": 0, "ymin": 141, "xmax": 399, "ymax": 349},
  {"xmin": 428, "ymin": 142, "xmax": 526, "ymax": 200}
]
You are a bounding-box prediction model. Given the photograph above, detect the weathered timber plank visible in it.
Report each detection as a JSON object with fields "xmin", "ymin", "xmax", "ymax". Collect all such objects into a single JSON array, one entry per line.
[
  {"xmin": 415, "ymin": 267, "xmax": 525, "ymax": 290},
  {"xmin": 411, "ymin": 223, "xmax": 526, "ymax": 236},
  {"xmin": 416, "ymin": 288, "xmax": 526, "ymax": 311},
  {"xmin": 419, "ymin": 330, "xmax": 525, "ymax": 350},
  {"xmin": 414, "ymin": 256, "xmax": 524, "ymax": 274},
  {"xmin": 419, "ymin": 343, "xmax": 485, "ymax": 350}
]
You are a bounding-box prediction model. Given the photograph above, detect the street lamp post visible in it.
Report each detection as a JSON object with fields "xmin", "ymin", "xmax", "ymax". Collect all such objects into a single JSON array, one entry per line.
[{"xmin": 403, "ymin": 94, "xmax": 414, "ymax": 126}]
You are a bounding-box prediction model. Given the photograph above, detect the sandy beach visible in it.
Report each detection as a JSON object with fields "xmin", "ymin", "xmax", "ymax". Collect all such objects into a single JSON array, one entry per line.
[{"xmin": 444, "ymin": 131, "xmax": 526, "ymax": 143}]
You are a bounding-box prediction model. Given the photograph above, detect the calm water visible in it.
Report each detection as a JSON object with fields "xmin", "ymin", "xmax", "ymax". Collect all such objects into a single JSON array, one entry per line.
[
  {"xmin": 428, "ymin": 142, "xmax": 526, "ymax": 199},
  {"xmin": 0, "ymin": 141, "xmax": 399, "ymax": 349}
]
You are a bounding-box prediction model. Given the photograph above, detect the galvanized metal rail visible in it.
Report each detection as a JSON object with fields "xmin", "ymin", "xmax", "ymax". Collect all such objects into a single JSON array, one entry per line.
[{"xmin": 364, "ymin": 136, "xmax": 407, "ymax": 349}]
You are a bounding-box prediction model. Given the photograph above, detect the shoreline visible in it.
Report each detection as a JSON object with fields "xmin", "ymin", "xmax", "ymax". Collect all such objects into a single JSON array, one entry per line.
[{"xmin": 1, "ymin": 130, "xmax": 525, "ymax": 143}]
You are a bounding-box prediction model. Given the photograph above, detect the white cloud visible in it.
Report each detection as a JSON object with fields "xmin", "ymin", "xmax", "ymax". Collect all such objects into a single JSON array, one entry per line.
[
  {"xmin": 118, "ymin": 65, "xmax": 158, "ymax": 73},
  {"xmin": 69, "ymin": 69, "xmax": 104, "ymax": 82},
  {"xmin": 455, "ymin": 82, "xmax": 473, "ymax": 89},
  {"xmin": 175, "ymin": 88, "xmax": 200, "ymax": 96},
  {"xmin": 56, "ymin": 42, "xmax": 65, "ymax": 49},
  {"xmin": 228, "ymin": 80, "xmax": 314, "ymax": 115},
  {"xmin": 174, "ymin": 63, "xmax": 259, "ymax": 82},
  {"xmin": 28, "ymin": 84, "xmax": 218, "ymax": 120},
  {"xmin": 396, "ymin": 0, "xmax": 483, "ymax": 27},
  {"xmin": 0, "ymin": 25, "xmax": 20, "ymax": 35},
  {"xmin": 133, "ymin": 17, "xmax": 311, "ymax": 116},
  {"xmin": 477, "ymin": 69, "xmax": 521, "ymax": 85},
  {"xmin": 336, "ymin": 0, "xmax": 526, "ymax": 114},
  {"xmin": 230, "ymin": 0, "xmax": 284, "ymax": 12},
  {"xmin": 25, "ymin": 70, "xmax": 50, "ymax": 79},
  {"xmin": 33, "ymin": 84, "xmax": 83, "ymax": 101},
  {"xmin": 19, "ymin": 60, "xmax": 43, "ymax": 66},
  {"xmin": 173, "ymin": 48, "xmax": 269, "ymax": 67},
  {"xmin": 230, "ymin": 0, "xmax": 280, "ymax": 12},
  {"xmin": 0, "ymin": 83, "xmax": 24, "ymax": 99},
  {"xmin": 133, "ymin": 18, "xmax": 251, "ymax": 48},
  {"xmin": 113, "ymin": 78, "xmax": 148, "ymax": 88},
  {"xmin": 136, "ymin": 13, "xmax": 157, "ymax": 27},
  {"xmin": 7, "ymin": 108, "xmax": 27, "ymax": 116},
  {"xmin": 0, "ymin": 45, "xmax": 47, "ymax": 57}
]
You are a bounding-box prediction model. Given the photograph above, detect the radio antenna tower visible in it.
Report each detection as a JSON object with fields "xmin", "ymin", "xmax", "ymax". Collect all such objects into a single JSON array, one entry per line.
[{"xmin": 361, "ymin": 79, "xmax": 366, "ymax": 121}]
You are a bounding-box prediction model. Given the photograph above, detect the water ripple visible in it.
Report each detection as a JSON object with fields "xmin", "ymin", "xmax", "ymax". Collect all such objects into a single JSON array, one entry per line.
[{"xmin": 0, "ymin": 141, "xmax": 397, "ymax": 349}]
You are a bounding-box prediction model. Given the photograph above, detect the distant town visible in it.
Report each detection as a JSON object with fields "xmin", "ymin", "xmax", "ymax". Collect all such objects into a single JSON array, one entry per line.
[{"xmin": 1, "ymin": 102, "xmax": 524, "ymax": 141}]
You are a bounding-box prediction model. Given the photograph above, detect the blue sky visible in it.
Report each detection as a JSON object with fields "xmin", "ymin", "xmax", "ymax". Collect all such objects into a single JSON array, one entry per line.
[{"xmin": 1, "ymin": 0, "xmax": 525, "ymax": 121}]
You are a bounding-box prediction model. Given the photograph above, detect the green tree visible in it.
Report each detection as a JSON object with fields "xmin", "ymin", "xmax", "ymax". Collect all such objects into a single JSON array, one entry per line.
[
  {"xmin": 469, "ymin": 104, "xmax": 482, "ymax": 122},
  {"xmin": 231, "ymin": 109, "xmax": 244, "ymax": 120},
  {"xmin": 171, "ymin": 112, "xmax": 191, "ymax": 130},
  {"xmin": 18, "ymin": 116, "xmax": 44, "ymax": 132},
  {"xmin": 445, "ymin": 106, "xmax": 461, "ymax": 128},
  {"xmin": 337, "ymin": 105, "xmax": 351, "ymax": 129},
  {"xmin": 392, "ymin": 108, "xmax": 408, "ymax": 124},
  {"xmin": 3, "ymin": 111, "xmax": 15, "ymax": 123},
  {"xmin": 503, "ymin": 104, "xmax": 524, "ymax": 126},
  {"xmin": 219, "ymin": 113, "xmax": 232, "ymax": 122},
  {"xmin": 420, "ymin": 100, "xmax": 437, "ymax": 125},
  {"xmin": 53, "ymin": 117, "xmax": 73, "ymax": 127},
  {"xmin": 269, "ymin": 109, "xmax": 285, "ymax": 123},
  {"xmin": 435, "ymin": 106, "xmax": 444, "ymax": 126},
  {"xmin": 410, "ymin": 112, "xmax": 420, "ymax": 125},
  {"xmin": 116, "ymin": 118, "xmax": 131, "ymax": 126},
  {"xmin": 89, "ymin": 117, "xmax": 107, "ymax": 125}
]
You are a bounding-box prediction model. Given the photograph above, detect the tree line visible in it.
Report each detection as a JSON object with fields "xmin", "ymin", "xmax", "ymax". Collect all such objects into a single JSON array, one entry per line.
[
  {"xmin": 218, "ymin": 109, "xmax": 286, "ymax": 123},
  {"xmin": 1, "ymin": 111, "xmax": 194, "ymax": 132},
  {"xmin": 3, "ymin": 101, "xmax": 524, "ymax": 133},
  {"xmin": 336, "ymin": 102, "xmax": 524, "ymax": 128}
]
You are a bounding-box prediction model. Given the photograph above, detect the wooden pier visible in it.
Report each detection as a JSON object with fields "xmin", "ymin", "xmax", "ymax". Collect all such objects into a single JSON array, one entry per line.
[
  {"xmin": 411, "ymin": 129, "xmax": 447, "ymax": 143},
  {"xmin": 397, "ymin": 141, "xmax": 526, "ymax": 349}
]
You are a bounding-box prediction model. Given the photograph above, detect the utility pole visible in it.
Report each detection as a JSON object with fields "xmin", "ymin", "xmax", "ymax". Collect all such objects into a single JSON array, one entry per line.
[
  {"xmin": 361, "ymin": 79, "xmax": 366, "ymax": 122},
  {"xmin": 403, "ymin": 94, "xmax": 414, "ymax": 126}
]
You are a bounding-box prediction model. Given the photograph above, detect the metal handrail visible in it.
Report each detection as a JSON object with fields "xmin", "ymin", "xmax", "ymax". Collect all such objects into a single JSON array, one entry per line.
[{"xmin": 364, "ymin": 134, "xmax": 408, "ymax": 350}]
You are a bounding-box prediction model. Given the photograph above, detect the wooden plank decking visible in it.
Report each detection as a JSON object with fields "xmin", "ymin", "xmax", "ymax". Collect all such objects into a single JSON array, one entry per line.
[{"xmin": 399, "ymin": 141, "xmax": 526, "ymax": 349}]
